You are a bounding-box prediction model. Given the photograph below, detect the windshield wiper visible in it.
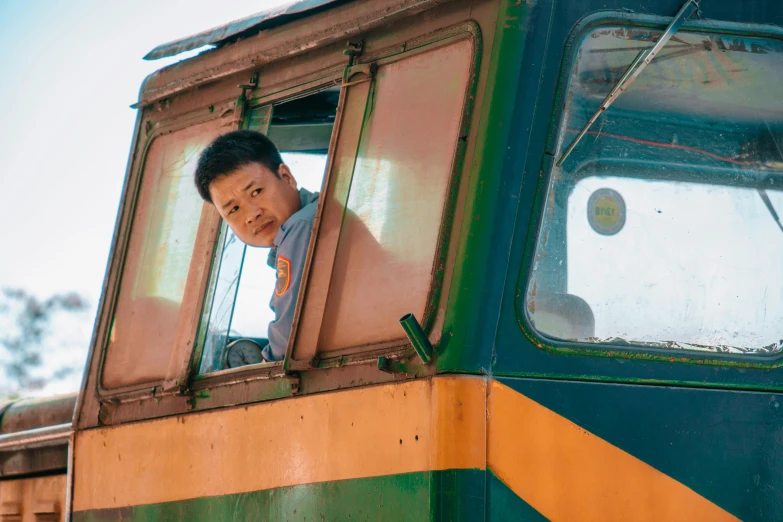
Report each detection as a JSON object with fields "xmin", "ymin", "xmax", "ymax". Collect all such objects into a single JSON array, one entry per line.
[
  {"xmin": 757, "ymin": 120, "xmax": 783, "ymax": 235},
  {"xmin": 557, "ymin": 0, "xmax": 701, "ymax": 167},
  {"xmin": 758, "ymin": 189, "xmax": 783, "ymax": 235}
]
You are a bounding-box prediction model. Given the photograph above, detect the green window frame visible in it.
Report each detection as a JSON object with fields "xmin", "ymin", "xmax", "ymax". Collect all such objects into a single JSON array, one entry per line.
[{"xmin": 521, "ymin": 16, "xmax": 783, "ymax": 360}]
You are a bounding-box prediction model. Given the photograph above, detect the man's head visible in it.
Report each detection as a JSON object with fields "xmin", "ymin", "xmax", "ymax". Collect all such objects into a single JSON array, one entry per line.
[{"xmin": 195, "ymin": 130, "xmax": 302, "ymax": 247}]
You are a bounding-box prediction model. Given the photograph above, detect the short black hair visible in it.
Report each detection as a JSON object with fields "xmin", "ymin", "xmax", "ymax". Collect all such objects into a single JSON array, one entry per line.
[{"xmin": 194, "ymin": 130, "xmax": 283, "ymax": 203}]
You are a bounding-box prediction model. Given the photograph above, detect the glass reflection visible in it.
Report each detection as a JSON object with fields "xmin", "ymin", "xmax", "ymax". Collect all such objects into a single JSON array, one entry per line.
[{"xmin": 526, "ymin": 27, "xmax": 783, "ymax": 354}]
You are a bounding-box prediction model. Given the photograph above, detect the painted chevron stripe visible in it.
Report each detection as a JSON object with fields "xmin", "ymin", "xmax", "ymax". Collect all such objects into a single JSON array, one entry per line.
[{"xmin": 487, "ymin": 380, "xmax": 739, "ymax": 521}]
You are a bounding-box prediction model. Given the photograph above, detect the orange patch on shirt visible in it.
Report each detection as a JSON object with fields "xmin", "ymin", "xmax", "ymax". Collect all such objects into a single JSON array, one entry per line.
[{"xmin": 275, "ymin": 256, "xmax": 291, "ymax": 297}]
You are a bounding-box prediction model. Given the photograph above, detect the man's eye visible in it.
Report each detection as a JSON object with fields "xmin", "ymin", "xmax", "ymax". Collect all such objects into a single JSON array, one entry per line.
[
  {"xmin": 228, "ymin": 206, "xmax": 239, "ymax": 215},
  {"xmin": 251, "ymin": 188, "xmax": 262, "ymax": 197}
]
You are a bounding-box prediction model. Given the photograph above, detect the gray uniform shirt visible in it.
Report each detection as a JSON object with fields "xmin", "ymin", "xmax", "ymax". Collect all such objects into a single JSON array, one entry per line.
[{"xmin": 261, "ymin": 188, "xmax": 319, "ymax": 361}]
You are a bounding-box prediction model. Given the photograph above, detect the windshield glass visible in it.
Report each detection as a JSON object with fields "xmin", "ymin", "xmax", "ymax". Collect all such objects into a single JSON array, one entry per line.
[{"xmin": 525, "ymin": 25, "xmax": 783, "ymax": 355}]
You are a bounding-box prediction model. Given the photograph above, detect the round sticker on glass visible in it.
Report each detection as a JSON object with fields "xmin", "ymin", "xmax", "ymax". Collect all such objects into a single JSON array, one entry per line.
[{"xmin": 587, "ymin": 188, "xmax": 626, "ymax": 235}]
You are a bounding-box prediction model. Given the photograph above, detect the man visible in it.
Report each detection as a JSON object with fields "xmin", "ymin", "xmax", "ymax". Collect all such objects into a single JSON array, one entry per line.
[{"xmin": 194, "ymin": 130, "xmax": 319, "ymax": 363}]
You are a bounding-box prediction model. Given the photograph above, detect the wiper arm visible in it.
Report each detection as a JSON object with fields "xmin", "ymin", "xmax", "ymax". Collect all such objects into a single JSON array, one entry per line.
[
  {"xmin": 557, "ymin": 0, "xmax": 701, "ymax": 167},
  {"xmin": 758, "ymin": 189, "xmax": 783, "ymax": 235}
]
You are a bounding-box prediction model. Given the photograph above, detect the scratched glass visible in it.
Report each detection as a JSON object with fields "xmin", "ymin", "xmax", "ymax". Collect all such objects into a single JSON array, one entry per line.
[
  {"xmin": 103, "ymin": 118, "xmax": 230, "ymax": 388},
  {"xmin": 525, "ymin": 27, "xmax": 783, "ymax": 354},
  {"xmin": 315, "ymin": 38, "xmax": 473, "ymax": 351}
]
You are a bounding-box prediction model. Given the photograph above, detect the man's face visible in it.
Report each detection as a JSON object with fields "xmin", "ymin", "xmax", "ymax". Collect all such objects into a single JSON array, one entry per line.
[{"xmin": 209, "ymin": 162, "xmax": 301, "ymax": 247}]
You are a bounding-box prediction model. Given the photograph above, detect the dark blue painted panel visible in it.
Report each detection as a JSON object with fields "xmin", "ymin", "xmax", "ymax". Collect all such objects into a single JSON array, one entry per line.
[
  {"xmin": 488, "ymin": 470, "xmax": 550, "ymax": 522},
  {"xmin": 497, "ymin": 376, "xmax": 783, "ymax": 521},
  {"xmin": 489, "ymin": 0, "xmax": 783, "ymax": 388}
]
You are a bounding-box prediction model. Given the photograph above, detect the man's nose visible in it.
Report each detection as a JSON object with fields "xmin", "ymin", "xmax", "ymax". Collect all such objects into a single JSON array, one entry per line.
[{"xmin": 245, "ymin": 203, "xmax": 263, "ymax": 224}]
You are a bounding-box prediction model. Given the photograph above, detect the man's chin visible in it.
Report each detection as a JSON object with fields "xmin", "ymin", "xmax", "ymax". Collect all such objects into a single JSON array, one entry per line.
[
  {"xmin": 231, "ymin": 227, "xmax": 275, "ymax": 248},
  {"xmin": 245, "ymin": 234, "xmax": 274, "ymax": 248}
]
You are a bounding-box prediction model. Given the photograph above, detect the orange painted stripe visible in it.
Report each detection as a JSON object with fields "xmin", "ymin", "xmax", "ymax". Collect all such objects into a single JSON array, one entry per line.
[
  {"xmin": 75, "ymin": 376, "xmax": 744, "ymax": 518},
  {"xmin": 487, "ymin": 380, "xmax": 739, "ymax": 522},
  {"xmin": 73, "ymin": 376, "xmax": 486, "ymax": 511},
  {"xmin": 0, "ymin": 475, "xmax": 66, "ymax": 520}
]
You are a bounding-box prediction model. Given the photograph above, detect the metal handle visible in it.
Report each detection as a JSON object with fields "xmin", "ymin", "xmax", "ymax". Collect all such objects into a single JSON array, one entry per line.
[{"xmin": 399, "ymin": 313, "xmax": 434, "ymax": 364}]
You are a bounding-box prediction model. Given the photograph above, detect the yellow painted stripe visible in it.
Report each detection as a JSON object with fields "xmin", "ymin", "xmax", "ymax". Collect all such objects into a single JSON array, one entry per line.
[
  {"xmin": 487, "ymin": 380, "xmax": 739, "ymax": 522},
  {"xmin": 73, "ymin": 376, "xmax": 486, "ymax": 511}
]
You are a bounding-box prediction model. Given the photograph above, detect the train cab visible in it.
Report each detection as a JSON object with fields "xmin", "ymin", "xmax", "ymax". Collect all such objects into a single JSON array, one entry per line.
[{"xmin": 1, "ymin": 0, "xmax": 783, "ymax": 520}]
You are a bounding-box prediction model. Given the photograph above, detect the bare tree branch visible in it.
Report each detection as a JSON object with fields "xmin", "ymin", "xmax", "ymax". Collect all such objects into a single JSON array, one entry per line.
[{"xmin": 0, "ymin": 288, "xmax": 89, "ymax": 398}]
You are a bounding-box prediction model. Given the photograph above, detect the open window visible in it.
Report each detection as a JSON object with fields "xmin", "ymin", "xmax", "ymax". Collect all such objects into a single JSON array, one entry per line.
[
  {"xmin": 525, "ymin": 24, "xmax": 783, "ymax": 356},
  {"xmin": 194, "ymin": 89, "xmax": 338, "ymax": 375}
]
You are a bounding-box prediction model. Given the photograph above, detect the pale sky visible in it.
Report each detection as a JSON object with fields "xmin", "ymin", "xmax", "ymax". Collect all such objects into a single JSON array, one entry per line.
[{"xmin": 0, "ymin": 0, "xmax": 291, "ymax": 395}]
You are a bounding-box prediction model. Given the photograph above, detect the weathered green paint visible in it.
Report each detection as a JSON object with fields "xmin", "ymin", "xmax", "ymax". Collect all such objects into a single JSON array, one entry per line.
[
  {"xmin": 190, "ymin": 375, "xmax": 296, "ymax": 411},
  {"xmin": 438, "ymin": 0, "xmax": 529, "ymax": 373},
  {"xmin": 513, "ymin": 324, "xmax": 783, "ymax": 372},
  {"xmin": 72, "ymin": 470, "xmax": 486, "ymax": 522},
  {"xmin": 421, "ymin": 23, "xmax": 483, "ymax": 338},
  {"xmin": 430, "ymin": 468, "xmax": 486, "ymax": 520},
  {"xmin": 433, "ymin": 0, "xmax": 783, "ymax": 516}
]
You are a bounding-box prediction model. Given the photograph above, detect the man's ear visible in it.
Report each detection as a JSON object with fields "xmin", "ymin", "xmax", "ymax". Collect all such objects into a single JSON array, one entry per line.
[{"xmin": 278, "ymin": 164, "xmax": 297, "ymax": 188}]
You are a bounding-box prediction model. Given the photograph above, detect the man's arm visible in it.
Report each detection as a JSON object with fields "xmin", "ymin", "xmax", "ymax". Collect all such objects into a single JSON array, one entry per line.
[{"xmin": 261, "ymin": 219, "xmax": 312, "ymax": 361}]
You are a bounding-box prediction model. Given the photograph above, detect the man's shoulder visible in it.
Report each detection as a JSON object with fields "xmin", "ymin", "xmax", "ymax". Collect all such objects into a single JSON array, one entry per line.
[{"xmin": 286, "ymin": 198, "xmax": 318, "ymax": 226}]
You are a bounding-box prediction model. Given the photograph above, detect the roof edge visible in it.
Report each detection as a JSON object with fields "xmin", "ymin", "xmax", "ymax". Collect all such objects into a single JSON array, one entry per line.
[
  {"xmin": 143, "ymin": 0, "xmax": 343, "ymax": 61},
  {"xmin": 136, "ymin": 0, "xmax": 450, "ymax": 108}
]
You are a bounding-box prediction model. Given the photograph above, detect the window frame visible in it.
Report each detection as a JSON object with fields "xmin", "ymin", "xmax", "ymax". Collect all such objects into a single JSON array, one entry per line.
[
  {"xmin": 516, "ymin": 12, "xmax": 783, "ymax": 369},
  {"xmin": 94, "ymin": 100, "xmax": 241, "ymax": 399},
  {"xmin": 187, "ymin": 78, "xmax": 343, "ymax": 392},
  {"xmin": 285, "ymin": 22, "xmax": 482, "ymax": 371},
  {"xmin": 81, "ymin": 75, "xmax": 344, "ymax": 426}
]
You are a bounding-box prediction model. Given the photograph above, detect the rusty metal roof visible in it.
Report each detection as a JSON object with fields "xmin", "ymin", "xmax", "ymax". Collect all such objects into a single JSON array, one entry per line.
[{"xmin": 144, "ymin": 0, "xmax": 343, "ymax": 61}]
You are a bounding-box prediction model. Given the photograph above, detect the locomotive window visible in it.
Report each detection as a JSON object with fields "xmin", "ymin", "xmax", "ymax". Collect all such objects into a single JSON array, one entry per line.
[
  {"xmin": 196, "ymin": 89, "xmax": 337, "ymax": 374},
  {"xmin": 102, "ymin": 117, "xmax": 233, "ymax": 388},
  {"xmin": 291, "ymin": 37, "xmax": 474, "ymax": 359},
  {"xmin": 525, "ymin": 27, "xmax": 783, "ymax": 355}
]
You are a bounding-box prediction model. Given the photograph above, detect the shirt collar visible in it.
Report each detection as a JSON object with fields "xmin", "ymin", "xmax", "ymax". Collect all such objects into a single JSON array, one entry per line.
[{"xmin": 267, "ymin": 187, "xmax": 318, "ymax": 266}]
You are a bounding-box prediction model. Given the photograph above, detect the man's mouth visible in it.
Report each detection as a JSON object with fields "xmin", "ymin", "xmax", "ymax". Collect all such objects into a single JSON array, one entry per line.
[{"xmin": 254, "ymin": 221, "xmax": 274, "ymax": 236}]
